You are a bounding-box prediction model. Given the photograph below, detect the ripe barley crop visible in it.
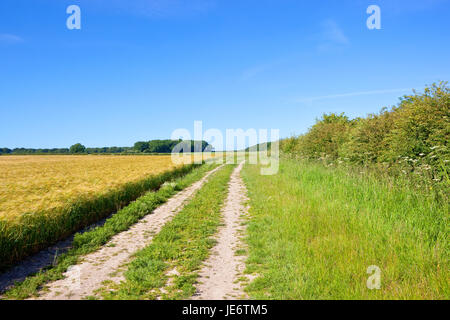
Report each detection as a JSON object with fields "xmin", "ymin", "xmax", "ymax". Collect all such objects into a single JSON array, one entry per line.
[
  {"xmin": 0, "ymin": 154, "xmax": 208, "ymax": 269},
  {"xmin": 0, "ymin": 155, "xmax": 178, "ymax": 221}
]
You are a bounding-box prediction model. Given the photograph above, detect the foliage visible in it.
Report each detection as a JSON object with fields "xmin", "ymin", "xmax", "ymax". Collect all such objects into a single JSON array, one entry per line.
[
  {"xmin": 297, "ymin": 113, "xmax": 352, "ymax": 160},
  {"xmin": 245, "ymin": 142, "xmax": 272, "ymax": 152},
  {"xmin": 384, "ymin": 83, "xmax": 450, "ymax": 181},
  {"xmin": 0, "ymin": 148, "xmax": 12, "ymax": 155},
  {"xmin": 133, "ymin": 139, "xmax": 211, "ymax": 153},
  {"xmin": 340, "ymin": 108, "xmax": 395, "ymax": 164},
  {"xmin": 1, "ymin": 140, "xmax": 212, "ymax": 155},
  {"xmin": 69, "ymin": 143, "xmax": 86, "ymax": 154},
  {"xmin": 281, "ymin": 82, "xmax": 450, "ymax": 186}
]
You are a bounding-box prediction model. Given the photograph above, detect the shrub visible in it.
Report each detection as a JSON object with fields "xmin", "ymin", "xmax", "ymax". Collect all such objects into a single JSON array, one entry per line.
[
  {"xmin": 383, "ymin": 82, "xmax": 449, "ymax": 181},
  {"xmin": 284, "ymin": 113, "xmax": 352, "ymax": 160},
  {"xmin": 340, "ymin": 108, "xmax": 396, "ymax": 164},
  {"xmin": 281, "ymin": 82, "xmax": 449, "ymax": 185},
  {"xmin": 69, "ymin": 143, "xmax": 86, "ymax": 154}
]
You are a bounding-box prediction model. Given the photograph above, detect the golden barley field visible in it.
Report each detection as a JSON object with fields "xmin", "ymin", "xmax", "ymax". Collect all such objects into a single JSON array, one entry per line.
[{"xmin": 0, "ymin": 155, "xmax": 180, "ymax": 221}]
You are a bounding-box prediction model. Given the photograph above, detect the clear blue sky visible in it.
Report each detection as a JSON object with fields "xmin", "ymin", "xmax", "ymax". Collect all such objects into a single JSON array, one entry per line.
[{"xmin": 1, "ymin": 0, "xmax": 449, "ymax": 149}]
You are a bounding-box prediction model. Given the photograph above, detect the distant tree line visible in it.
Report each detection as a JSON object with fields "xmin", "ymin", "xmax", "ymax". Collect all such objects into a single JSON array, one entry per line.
[
  {"xmin": 133, "ymin": 139, "xmax": 212, "ymax": 153},
  {"xmin": 0, "ymin": 148, "xmax": 71, "ymax": 155},
  {"xmin": 0, "ymin": 146, "xmax": 132, "ymax": 155},
  {"xmin": 245, "ymin": 142, "xmax": 272, "ymax": 152},
  {"xmin": 0, "ymin": 139, "xmax": 212, "ymax": 155}
]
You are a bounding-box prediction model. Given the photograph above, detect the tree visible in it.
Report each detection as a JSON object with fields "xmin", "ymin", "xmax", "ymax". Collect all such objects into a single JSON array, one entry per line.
[
  {"xmin": 69, "ymin": 143, "xmax": 86, "ymax": 154},
  {"xmin": 134, "ymin": 141, "xmax": 150, "ymax": 152},
  {"xmin": 133, "ymin": 139, "xmax": 211, "ymax": 153},
  {"xmin": 298, "ymin": 113, "xmax": 352, "ymax": 160},
  {"xmin": 0, "ymin": 148, "xmax": 12, "ymax": 155}
]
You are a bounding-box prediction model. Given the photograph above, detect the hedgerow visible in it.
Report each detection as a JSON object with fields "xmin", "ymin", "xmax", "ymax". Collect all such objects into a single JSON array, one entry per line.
[{"xmin": 281, "ymin": 82, "xmax": 449, "ymax": 195}]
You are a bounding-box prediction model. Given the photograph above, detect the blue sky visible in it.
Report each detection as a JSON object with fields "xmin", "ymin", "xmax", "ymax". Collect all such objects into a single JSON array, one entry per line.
[{"xmin": 1, "ymin": 0, "xmax": 449, "ymax": 149}]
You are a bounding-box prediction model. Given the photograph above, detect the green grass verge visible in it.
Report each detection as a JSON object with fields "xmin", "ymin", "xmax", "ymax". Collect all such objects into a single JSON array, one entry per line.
[
  {"xmin": 0, "ymin": 164, "xmax": 201, "ymax": 271},
  {"xmin": 99, "ymin": 164, "xmax": 235, "ymax": 300},
  {"xmin": 241, "ymin": 158, "xmax": 448, "ymax": 299},
  {"xmin": 2, "ymin": 163, "xmax": 218, "ymax": 300}
]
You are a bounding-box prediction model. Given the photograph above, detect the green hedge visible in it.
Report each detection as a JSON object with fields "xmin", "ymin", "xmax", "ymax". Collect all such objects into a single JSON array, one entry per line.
[{"xmin": 281, "ymin": 82, "xmax": 449, "ymax": 186}]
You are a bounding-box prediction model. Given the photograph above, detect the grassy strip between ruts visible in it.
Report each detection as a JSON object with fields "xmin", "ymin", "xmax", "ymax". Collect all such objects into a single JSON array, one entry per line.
[
  {"xmin": 241, "ymin": 159, "xmax": 448, "ymax": 299},
  {"xmin": 97, "ymin": 164, "xmax": 235, "ymax": 300},
  {"xmin": 2, "ymin": 163, "xmax": 218, "ymax": 300},
  {"xmin": 0, "ymin": 163, "xmax": 198, "ymax": 271}
]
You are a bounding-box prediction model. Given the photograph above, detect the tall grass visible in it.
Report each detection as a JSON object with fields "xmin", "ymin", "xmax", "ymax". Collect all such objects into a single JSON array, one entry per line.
[
  {"xmin": 0, "ymin": 163, "xmax": 198, "ymax": 271},
  {"xmin": 242, "ymin": 159, "xmax": 448, "ymax": 299}
]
